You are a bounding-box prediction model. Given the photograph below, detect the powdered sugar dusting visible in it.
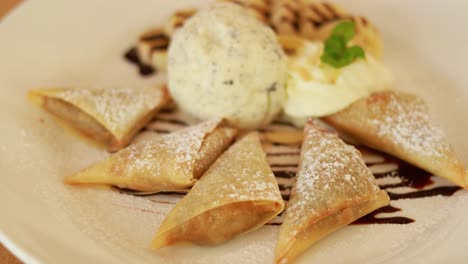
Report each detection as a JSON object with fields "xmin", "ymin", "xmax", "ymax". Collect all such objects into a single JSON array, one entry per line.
[
  {"xmin": 21, "ymin": 102, "xmax": 468, "ymax": 264},
  {"xmin": 195, "ymin": 132, "xmax": 282, "ymax": 205},
  {"xmin": 102, "ymin": 119, "xmax": 221, "ymax": 190},
  {"xmin": 57, "ymin": 87, "xmax": 165, "ymax": 134},
  {"xmin": 369, "ymin": 92, "xmax": 450, "ymax": 158},
  {"xmin": 284, "ymin": 120, "xmax": 381, "ymax": 236},
  {"xmin": 162, "ymin": 132, "xmax": 284, "ymax": 227}
]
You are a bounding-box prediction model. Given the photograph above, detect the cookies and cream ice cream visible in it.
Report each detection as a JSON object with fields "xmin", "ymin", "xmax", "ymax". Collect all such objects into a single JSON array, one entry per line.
[
  {"xmin": 167, "ymin": 2, "xmax": 287, "ymax": 128},
  {"xmin": 284, "ymin": 40, "xmax": 393, "ymax": 126}
]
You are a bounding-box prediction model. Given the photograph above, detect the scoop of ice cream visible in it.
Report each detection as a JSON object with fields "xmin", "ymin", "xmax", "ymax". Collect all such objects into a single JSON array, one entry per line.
[
  {"xmin": 283, "ymin": 40, "xmax": 393, "ymax": 126},
  {"xmin": 167, "ymin": 2, "xmax": 287, "ymax": 128}
]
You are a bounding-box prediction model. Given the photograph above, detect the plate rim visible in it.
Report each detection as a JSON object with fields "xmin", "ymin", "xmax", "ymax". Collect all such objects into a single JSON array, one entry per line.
[{"xmin": 1, "ymin": 0, "xmax": 467, "ymax": 263}]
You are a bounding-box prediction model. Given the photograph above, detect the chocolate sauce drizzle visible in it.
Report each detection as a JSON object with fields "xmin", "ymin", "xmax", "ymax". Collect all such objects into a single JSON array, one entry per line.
[
  {"xmin": 355, "ymin": 149, "xmax": 461, "ymax": 224},
  {"xmin": 118, "ymin": 99, "xmax": 463, "ymax": 226},
  {"xmin": 387, "ymin": 186, "xmax": 461, "ymax": 201},
  {"xmin": 372, "ymin": 156, "xmax": 434, "ymax": 189},
  {"xmin": 123, "ymin": 46, "xmax": 155, "ymax": 77},
  {"xmin": 353, "ymin": 205, "xmax": 414, "ymax": 225},
  {"xmin": 269, "ymin": 144, "xmax": 462, "ymax": 225},
  {"xmin": 273, "ymin": 171, "xmax": 296, "ymax": 179}
]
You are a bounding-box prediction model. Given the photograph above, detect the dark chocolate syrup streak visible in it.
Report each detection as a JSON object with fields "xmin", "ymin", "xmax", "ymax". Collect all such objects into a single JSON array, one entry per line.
[
  {"xmin": 353, "ymin": 149, "xmax": 461, "ymax": 224},
  {"xmin": 272, "ymin": 147, "xmax": 463, "ymax": 225},
  {"xmin": 353, "ymin": 205, "xmax": 414, "ymax": 225},
  {"xmin": 120, "ymin": 73, "xmax": 463, "ymax": 226},
  {"xmin": 124, "ymin": 47, "xmax": 155, "ymax": 76}
]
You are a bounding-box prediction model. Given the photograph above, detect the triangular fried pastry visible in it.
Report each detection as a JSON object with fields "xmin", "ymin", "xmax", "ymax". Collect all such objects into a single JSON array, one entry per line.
[
  {"xmin": 28, "ymin": 86, "xmax": 169, "ymax": 151},
  {"xmin": 275, "ymin": 120, "xmax": 389, "ymax": 264},
  {"xmin": 152, "ymin": 132, "xmax": 284, "ymax": 249},
  {"xmin": 323, "ymin": 91, "xmax": 468, "ymax": 188},
  {"xmin": 65, "ymin": 119, "xmax": 237, "ymax": 192}
]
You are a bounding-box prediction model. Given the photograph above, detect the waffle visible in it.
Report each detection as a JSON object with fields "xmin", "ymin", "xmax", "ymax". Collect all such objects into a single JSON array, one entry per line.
[
  {"xmin": 164, "ymin": 8, "xmax": 197, "ymax": 37},
  {"xmin": 134, "ymin": 0, "xmax": 383, "ymax": 72}
]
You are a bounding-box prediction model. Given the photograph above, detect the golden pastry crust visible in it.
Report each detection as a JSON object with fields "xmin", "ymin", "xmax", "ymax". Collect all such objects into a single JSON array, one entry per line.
[
  {"xmin": 65, "ymin": 119, "xmax": 237, "ymax": 192},
  {"xmin": 152, "ymin": 132, "xmax": 284, "ymax": 249},
  {"xmin": 275, "ymin": 119, "xmax": 389, "ymax": 263},
  {"xmin": 42, "ymin": 97, "xmax": 113, "ymax": 146},
  {"xmin": 193, "ymin": 127, "xmax": 238, "ymax": 179},
  {"xmin": 28, "ymin": 86, "xmax": 169, "ymax": 151},
  {"xmin": 323, "ymin": 91, "xmax": 468, "ymax": 188}
]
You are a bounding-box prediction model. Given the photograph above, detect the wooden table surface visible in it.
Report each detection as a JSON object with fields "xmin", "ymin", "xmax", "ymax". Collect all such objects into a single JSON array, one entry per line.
[{"xmin": 1, "ymin": 1, "xmax": 25, "ymax": 263}]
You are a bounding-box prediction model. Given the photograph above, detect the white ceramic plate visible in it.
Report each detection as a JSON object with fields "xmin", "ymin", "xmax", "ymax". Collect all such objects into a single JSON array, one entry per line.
[{"xmin": 1, "ymin": 0, "xmax": 467, "ymax": 263}]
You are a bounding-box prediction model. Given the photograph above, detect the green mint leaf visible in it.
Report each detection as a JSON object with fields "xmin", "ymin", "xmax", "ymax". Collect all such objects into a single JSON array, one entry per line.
[
  {"xmin": 324, "ymin": 36, "xmax": 346, "ymax": 56},
  {"xmin": 332, "ymin": 21, "xmax": 355, "ymax": 42},
  {"xmin": 348, "ymin": 45, "xmax": 365, "ymax": 59},
  {"xmin": 320, "ymin": 52, "xmax": 350, "ymax": 68},
  {"xmin": 320, "ymin": 21, "xmax": 366, "ymax": 68}
]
